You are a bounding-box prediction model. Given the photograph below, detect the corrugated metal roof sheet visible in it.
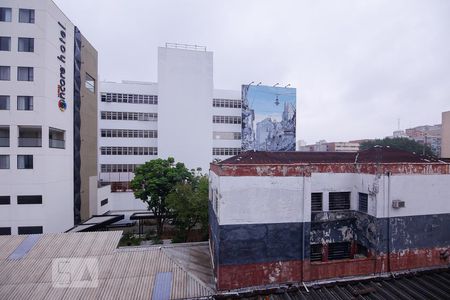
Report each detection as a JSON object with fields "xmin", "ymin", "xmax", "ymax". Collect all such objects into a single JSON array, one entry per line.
[
  {"xmin": 219, "ymin": 268, "xmax": 450, "ymax": 300},
  {"xmin": 217, "ymin": 147, "xmax": 444, "ymax": 165},
  {"xmin": 0, "ymin": 231, "xmax": 213, "ymax": 300}
]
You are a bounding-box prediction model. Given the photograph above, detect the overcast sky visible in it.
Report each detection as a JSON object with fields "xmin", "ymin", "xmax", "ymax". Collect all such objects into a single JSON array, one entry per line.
[{"xmin": 54, "ymin": 0, "xmax": 450, "ymax": 144}]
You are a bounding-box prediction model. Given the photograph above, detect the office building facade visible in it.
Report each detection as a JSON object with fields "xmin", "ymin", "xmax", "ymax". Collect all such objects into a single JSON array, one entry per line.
[
  {"xmin": 0, "ymin": 0, "xmax": 98, "ymax": 234},
  {"xmin": 98, "ymin": 44, "xmax": 242, "ymax": 196}
]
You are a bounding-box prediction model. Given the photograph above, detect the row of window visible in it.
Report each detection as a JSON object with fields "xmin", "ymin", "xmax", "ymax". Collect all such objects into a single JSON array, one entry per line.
[
  {"xmin": 0, "ymin": 37, "xmax": 34, "ymax": 52},
  {"xmin": 311, "ymin": 192, "xmax": 368, "ymax": 213},
  {"xmin": 100, "ymin": 111, "xmax": 157, "ymax": 121},
  {"xmin": 100, "ymin": 147, "xmax": 158, "ymax": 156},
  {"xmin": 0, "ymin": 195, "xmax": 42, "ymax": 205},
  {"xmin": 213, "ymin": 98, "xmax": 242, "ymax": 108},
  {"xmin": 0, "ymin": 226, "xmax": 43, "ymax": 236},
  {"xmin": 0, "ymin": 8, "xmax": 34, "ymax": 23},
  {"xmin": 213, "ymin": 131, "xmax": 241, "ymax": 140},
  {"xmin": 0, "ymin": 155, "xmax": 33, "ymax": 169},
  {"xmin": 101, "ymin": 93, "xmax": 158, "ymax": 104},
  {"xmin": 213, "ymin": 115, "xmax": 242, "ymax": 124},
  {"xmin": 100, "ymin": 164, "xmax": 142, "ymax": 173},
  {"xmin": 101, "ymin": 129, "xmax": 157, "ymax": 138},
  {"xmin": 0, "ymin": 126, "xmax": 65, "ymax": 149},
  {"xmin": 0, "ymin": 95, "xmax": 33, "ymax": 110},
  {"xmin": 212, "ymin": 147, "xmax": 241, "ymax": 156},
  {"xmin": 0, "ymin": 66, "xmax": 33, "ymax": 81}
]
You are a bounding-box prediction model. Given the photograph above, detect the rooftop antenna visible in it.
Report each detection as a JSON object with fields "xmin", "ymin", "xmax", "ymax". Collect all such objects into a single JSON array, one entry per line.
[{"xmin": 397, "ymin": 118, "xmax": 400, "ymax": 131}]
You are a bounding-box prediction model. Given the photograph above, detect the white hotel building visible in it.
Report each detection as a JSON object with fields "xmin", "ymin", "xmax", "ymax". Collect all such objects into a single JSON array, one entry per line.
[
  {"xmin": 98, "ymin": 45, "xmax": 242, "ymax": 198},
  {"xmin": 0, "ymin": 0, "xmax": 98, "ymax": 234}
]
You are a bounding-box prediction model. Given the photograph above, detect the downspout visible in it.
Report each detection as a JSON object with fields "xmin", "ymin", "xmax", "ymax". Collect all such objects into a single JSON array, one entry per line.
[
  {"xmin": 387, "ymin": 171, "xmax": 391, "ymax": 273},
  {"xmin": 301, "ymin": 170, "xmax": 306, "ymax": 282}
]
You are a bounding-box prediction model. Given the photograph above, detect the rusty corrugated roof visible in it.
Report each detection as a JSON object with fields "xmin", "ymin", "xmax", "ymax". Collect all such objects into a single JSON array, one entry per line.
[
  {"xmin": 219, "ymin": 268, "xmax": 450, "ymax": 300},
  {"xmin": 217, "ymin": 146, "xmax": 443, "ymax": 165}
]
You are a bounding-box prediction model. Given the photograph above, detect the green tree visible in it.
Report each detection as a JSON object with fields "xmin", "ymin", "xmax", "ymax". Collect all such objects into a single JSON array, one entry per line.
[
  {"xmin": 360, "ymin": 137, "xmax": 435, "ymax": 157},
  {"xmin": 130, "ymin": 157, "xmax": 192, "ymax": 237},
  {"xmin": 167, "ymin": 175, "xmax": 209, "ymax": 243}
]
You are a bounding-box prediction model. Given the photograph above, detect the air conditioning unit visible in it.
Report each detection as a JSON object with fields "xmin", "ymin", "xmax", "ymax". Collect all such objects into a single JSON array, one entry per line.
[{"xmin": 392, "ymin": 199, "xmax": 405, "ymax": 208}]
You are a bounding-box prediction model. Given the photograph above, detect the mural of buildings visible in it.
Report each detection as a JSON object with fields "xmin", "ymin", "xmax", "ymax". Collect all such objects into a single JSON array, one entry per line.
[
  {"xmin": 242, "ymin": 85, "xmax": 296, "ymax": 151},
  {"xmin": 209, "ymin": 147, "xmax": 450, "ymax": 290}
]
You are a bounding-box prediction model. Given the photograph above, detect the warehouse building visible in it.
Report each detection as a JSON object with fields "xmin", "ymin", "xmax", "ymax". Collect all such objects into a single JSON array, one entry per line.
[{"xmin": 209, "ymin": 147, "xmax": 450, "ymax": 290}]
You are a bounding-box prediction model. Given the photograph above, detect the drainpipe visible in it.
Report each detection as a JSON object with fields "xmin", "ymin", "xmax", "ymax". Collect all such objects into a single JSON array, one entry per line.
[
  {"xmin": 387, "ymin": 171, "xmax": 391, "ymax": 273},
  {"xmin": 301, "ymin": 173, "xmax": 306, "ymax": 282}
]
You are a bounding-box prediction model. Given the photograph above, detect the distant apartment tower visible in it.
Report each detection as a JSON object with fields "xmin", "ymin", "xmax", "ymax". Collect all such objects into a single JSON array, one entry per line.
[
  {"xmin": 98, "ymin": 44, "xmax": 242, "ymax": 195},
  {"xmin": 442, "ymin": 111, "xmax": 450, "ymax": 158},
  {"xmin": 0, "ymin": 0, "xmax": 98, "ymax": 234},
  {"xmin": 405, "ymin": 124, "xmax": 442, "ymax": 156},
  {"xmin": 298, "ymin": 140, "xmax": 360, "ymax": 152}
]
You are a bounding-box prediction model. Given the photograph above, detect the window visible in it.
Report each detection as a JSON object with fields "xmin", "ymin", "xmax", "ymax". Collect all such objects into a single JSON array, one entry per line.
[
  {"xmin": 358, "ymin": 193, "xmax": 368, "ymax": 213},
  {"xmin": 17, "ymin": 67, "xmax": 33, "ymax": 81},
  {"xmin": 213, "ymin": 115, "xmax": 242, "ymax": 124},
  {"xmin": 0, "ymin": 8, "xmax": 12, "ymax": 22},
  {"xmin": 213, "ymin": 98, "xmax": 242, "ymax": 108},
  {"xmin": 100, "ymin": 147, "xmax": 157, "ymax": 156},
  {"xmin": 310, "ymin": 244, "xmax": 323, "ymax": 262},
  {"xmin": 328, "ymin": 242, "xmax": 351, "ymax": 261},
  {"xmin": 0, "ymin": 95, "xmax": 9, "ymax": 110},
  {"xmin": 101, "ymin": 93, "xmax": 158, "ymax": 104},
  {"xmin": 0, "ymin": 66, "xmax": 10, "ymax": 80},
  {"xmin": 17, "ymin": 96, "xmax": 33, "ymax": 110},
  {"xmin": 100, "ymin": 198, "xmax": 108, "ymax": 206},
  {"xmin": 18, "ymin": 195, "xmax": 42, "ymax": 204},
  {"xmin": 85, "ymin": 73, "xmax": 95, "ymax": 93},
  {"xmin": 0, "ymin": 196, "xmax": 10, "ymax": 205},
  {"xmin": 0, "ymin": 126, "xmax": 9, "ymax": 147},
  {"xmin": 18, "ymin": 226, "xmax": 43, "ymax": 235},
  {"xmin": 0, "ymin": 37, "xmax": 11, "ymax": 51},
  {"xmin": 329, "ymin": 192, "xmax": 351, "ymax": 211},
  {"xmin": 311, "ymin": 193, "xmax": 323, "ymax": 212},
  {"xmin": 19, "ymin": 9, "xmax": 35, "ymax": 23},
  {"xmin": 18, "ymin": 126, "xmax": 41, "ymax": 147},
  {"xmin": 212, "ymin": 147, "xmax": 241, "ymax": 156},
  {"xmin": 18, "ymin": 37, "xmax": 34, "ymax": 52},
  {"xmin": 0, "ymin": 155, "xmax": 9, "ymax": 169},
  {"xmin": 17, "ymin": 155, "xmax": 33, "ymax": 169},
  {"xmin": 49, "ymin": 128, "xmax": 65, "ymax": 149},
  {"xmin": 0, "ymin": 227, "xmax": 11, "ymax": 235}
]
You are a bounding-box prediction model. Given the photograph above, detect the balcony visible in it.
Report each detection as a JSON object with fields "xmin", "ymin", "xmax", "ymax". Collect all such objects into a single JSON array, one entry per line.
[
  {"xmin": 49, "ymin": 139, "xmax": 65, "ymax": 149},
  {"xmin": 18, "ymin": 126, "xmax": 42, "ymax": 147},
  {"xmin": 0, "ymin": 127, "xmax": 9, "ymax": 147},
  {"xmin": 49, "ymin": 128, "xmax": 65, "ymax": 149}
]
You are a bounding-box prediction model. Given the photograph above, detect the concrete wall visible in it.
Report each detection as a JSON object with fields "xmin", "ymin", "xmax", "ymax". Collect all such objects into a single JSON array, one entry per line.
[
  {"xmin": 158, "ymin": 47, "xmax": 213, "ymax": 172},
  {"xmin": 79, "ymin": 34, "xmax": 98, "ymax": 221},
  {"xmin": 210, "ymin": 166, "xmax": 450, "ymax": 290},
  {"xmin": 442, "ymin": 111, "xmax": 450, "ymax": 158}
]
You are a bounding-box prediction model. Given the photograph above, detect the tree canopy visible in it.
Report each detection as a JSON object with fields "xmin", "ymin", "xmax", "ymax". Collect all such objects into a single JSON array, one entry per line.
[
  {"xmin": 130, "ymin": 157, "xmax": 192, "ymax": 237},
  {"xmin": 167, "ymin": 175, "xmax": 209, "ymax": 242},
  {"xmin": 360, "ymin": 137, "xmax": 435, "ymax": 157}
]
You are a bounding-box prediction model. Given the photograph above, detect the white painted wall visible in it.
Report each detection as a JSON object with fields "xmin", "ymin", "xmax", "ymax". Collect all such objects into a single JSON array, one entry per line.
[
  {"xmin": 388, "ymin": 174, "xmax": 450, "ymax": 217},
  {"xmin": 158, "ymin": 47, "xmax": 213, "ymax": 172},
  {"xmin": 0, "ymin": 0, "xmax": 76, "ymax": 234},
  {"xmin": 217, "ymin": 176, "xmax": 309, "ymax": 225}
]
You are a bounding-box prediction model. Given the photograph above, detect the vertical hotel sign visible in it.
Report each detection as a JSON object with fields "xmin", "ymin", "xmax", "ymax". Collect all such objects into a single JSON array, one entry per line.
[{"xmin": 57, "ymin": 21, "xmax": 67, "ymax": 111}]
